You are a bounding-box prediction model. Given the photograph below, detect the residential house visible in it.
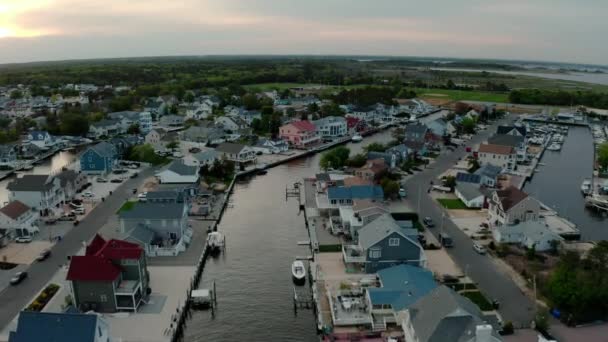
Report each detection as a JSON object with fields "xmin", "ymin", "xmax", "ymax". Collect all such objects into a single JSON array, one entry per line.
[
  {"xmin": 426, "ymin": 118, "xmax": 448, "ymax": 138},
  {"xmin": 455, "ymin": 172, "xmax": 482, "ymax": 185},
  {"xmin": 403, "ymin": 124, "xmax": 430, "ymax": 156},
  {"xmin": 179, "ymin": 126, "xmax": 225, "ymax": 145},
  {"xmin": 89, "ymin": 119, "xmax": 122, "ymax": 139},
  {"xmin": 0, "ymin": 200, "xmax": 39, "ymax": 237},
  {"xmin": 399, "ymin": 286, "xmax": 502, "ymax": 342},
  {"xmin": 477, "ymin": 143, "xmax": 516, "ymax": 171},
  {"xmin": 252, "ymin": 138, "xmax": 289, "ymax": 154},
  {"xmin": 493, "ymin": 220, "xmax": 563, "ymax": 252},
  {"xmin": 497, "ymin": 125, "xmax": 527, "ymax": 137},
  {"xmin": 279, "ymin": 120, "xmax": 321, "ymax": 148},
  {"xmin": 80, "ymin": 142, "xmax": 118, "ymax": 175},
  {"xmin": 355, "ymin": 158, "xmax": 387, "ymax": 182},
  {"xmin": 473, "ymin": 164, "xmax": 502, "ymax": 187},
  {"xmin": 183, "ymin": 149, "xmax": 219, "ymax": 167},
  {"xmin": 56, "ymin": 169, "xmax": 87, "ymax": 200},
  {"xmin": 338, "ymin": 199, "xmax": 389, "ymax": 239},
  {"xmin": 401, "ymin": 99, "xmax": 435, "ymax": 117},
  {"xmin": 67, "ymin": 235, "xmax": 149, "ymax": 313},
  {"xmin": 488, "ymin": 134, "xmax": 527, "ymax": 162},
  {"xmin": 159, "ymin": 114, "xmax": 184, "ymax": 127},
  {"xmin": 185, "ymin": 99, "xmax": 214, "ymax": 120},
  {"xmin": 108, "ymin": 111, "xmax": 152, "ymax": 134},
  {"xmin": 455, "ymin": 183, "xmax": 485, "ymax": 208},
  {"xmin": 346, "ymin": 116, "xmax": 366, "ymax": 134},
  {"xmin": 327, "ymin": 185, "xmax": 384, "ymax": 207},
  {"xmin": 145, "ymin": 189, "xmax": 186, "ymax": 204},
  {"xmin": 143, "ymin": 98, "xmax": 166, "ymax": 117},
  {"xmin": 313, "ymin": 116, "xmax": 347, "ymax": 139},
  {"xmin": 108, "ymin": 135, "xmax": 140, "ymax": 158},
  {"xmin": 342, "ymin": 213, "xmax": 426, "ymax": 273},
  {"xmin": 156, "ymin": 160, "xmax": 199, "ymax": 184},
  {"xmin": 0, "ymin": 144, "xmax": 18, "ymax": 168},
  {"xmin": 27, "ymin": 130, "xmax": 54, "ymax": 149},
  {"xmin": 227, "ymin": 108, "xmax": 262, "ymax": 125},
  {"xmin": 8, "ymin": 311, "xmax": 111, "ymax": 342},
  {"xmin": 7, "ymin": 175, "xmax": 63, "ymax": 213},
  {"xmin": 488, "ymin": 186, "xmax": 541, "ymax": 227},
  {"xmin": 145, "ymin": 128, "xmax": 167, "ymax": 146},
  {"xmin": 215, "ymin": 116, "xmax": 248, "ymax": 132},
  {"xmin": 119, "ymin": 202, "xmax": 190, "ymax": 256},
  {"xmin": 215, "ymin": 142, "xmax": 257, "ymax": 165},
  {"xmin": 366, "ymin": 265, "xmax": 438, "ymax": 329}
]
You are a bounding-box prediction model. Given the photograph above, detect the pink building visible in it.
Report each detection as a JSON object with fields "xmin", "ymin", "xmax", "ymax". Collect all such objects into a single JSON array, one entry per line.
[{"xmin": 279, "ymin": 120, "xmax": 321, "ymax": 148}]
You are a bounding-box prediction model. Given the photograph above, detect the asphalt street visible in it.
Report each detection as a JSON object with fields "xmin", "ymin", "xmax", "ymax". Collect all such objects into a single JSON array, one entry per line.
[
  {"xmin": 404, "ymin": 114, "xmax": 537, "ymax": 327},
  {"xmin": 0, "ymin": 166, "xmax": 159, "ymax": 329}
]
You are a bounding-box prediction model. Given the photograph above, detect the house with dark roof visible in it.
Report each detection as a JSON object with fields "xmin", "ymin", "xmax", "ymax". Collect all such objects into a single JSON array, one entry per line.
[
  {"xmin": 156, "ymin": 160, "xmax": 199, "ymax": 184},
  {"xmin": 119, "ymin": 201, "xmax": 190, "ymax": 256},
  {"xmin": 215, "ymin": 142, "xmax": 256, "ymax": 165},
  {"xmin": 400, "ymin": 286, "xmax": 502, "ymax": 342},
  {"xmin": 179, "ymin": 126, "xmax": 226, "ymax": 145},
  {"xmin": 0, "ymin": 144, "xmax": 17, "ymax": 168},
  {"xmin": 403, "ymin": 124, "xmax": 430, "ymax": 155},
  {"xmin": 473, "ymin": 164, "xmax": 502, "ymax": 187},
  {"xmin": 488, "ymin": 186, "xmax": 540, "ymax": 227},
  {"xmin": 80, "ymin": 142, "xmax": 118, "ymax": 175},
  {"xmin": 26, "ymin": 130, "xmax": 55, "ymax": 148},
  {"xmin": 7, "ymin": 175, "xmax": 63, "ymax": 212},
  {"xmin": 327, "ymin": 185, "xmax": 384, "ymax": 207},
  {"xmin": 455, "ymin": 172, "xmax": 482, "ymax": 185},
  {"xmin": 342, "ymin": 213, "xmax": 426, "ymax": 273},
  {"xmin": 56, "ymin": 169, "xmax": 87, "ymax": 200},
  {"xmin": 67, "ymin": 234, "xmax": 149, "ymax": 313},
  {"xmin": 455, "ymin": 183, "xmax": 485, "ymax": 208},
  {"xmin": 183, "ymin": 149, "xmax": 220, "ymax": 167},
  {"xmin": 88, "ymin": 119, "xmax": 122, "ymax": 139},
  {"xmin": 9, "ymin": 311, "xmax": 110, "ymax": 342},
  {"xmin": 497, "ymin": 125, "xmax": 526, "ymax": 137},
  {"xmin": 0, "ymin": 200, "xmax": 39, "ymax": 237},
  {"xmin": 354, "ymin": 158, "xmax": 387, "ymax": 182}
]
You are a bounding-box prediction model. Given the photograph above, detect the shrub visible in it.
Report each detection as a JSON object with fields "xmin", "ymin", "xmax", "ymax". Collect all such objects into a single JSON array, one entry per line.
[{"xmin": 501, "ymin": 321, "xmax": 514, "ymax": 335}]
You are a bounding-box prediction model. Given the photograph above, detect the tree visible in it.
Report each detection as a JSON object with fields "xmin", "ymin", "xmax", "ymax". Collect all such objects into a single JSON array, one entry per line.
[
  {"xmin": 319, "ymin": 102, "xmax": 344, "ymax": 117},
  {"xmin": 446, "ymin": 79, "xmax": 456, "ymax": 89},
  {"xmin": 460, "ymin": 117, "xmax": 476, "ymax": 134},
  {"xmin": 364, "ymin": 142, "xmax": 386, "ymax": 153},
  {"xmin": 345, "ymin": 153, "xmax": 367, "ymax": 167},
  {"xmin": 166, "ymin": 141, "xmax": 179, "ymax": 149},
  {"xmin": 89, "ymin": 112, "xmax": 105, "ymax": 122},
  {"xmin": 10, "ymin": 90, "xmax": 22, "ymax": 99},
  {"xmin": 127, "ymin": 144, "xmax": 167, "ymax": 165},
  {"xmin": 183, "ymin": 92, "xmax": 195, "ymax": 103},
  {"xmin": 307, "ymin": 103, "xmax": 320, "ymax": 113},
  {"xmin": 598, "ymin": 142, "xmax": 608, "ymax": 171},
  {"xmin": 319, "ymin": 146, "xmax": 350, "ymax": 170},
  {"xmin": 59, "ymin": 112, "xmax": 89, "ymax": 136},
  {"xmin": 380, "ymin": 178, "xmax": 400, "ymax": 199},
  {"xmin": 127, "ymin": 124, "xmax": 140, "ymax": 135},
  {"xmin": 184, "ymin": 118, "xmax": 198, "ymax": 128},
  {"xmin": 443, "ymin": 175, "xmax": 456, "ymax": 191},
  {"xmin": 468, "ymin": 158, "xmax": 480, "ymax": 173},
  {"xmin": 242, "ymin": 94, "xmax": 261, "ymax": 110},
  {"xmin": 109, "ymin": 95, "xmax": 133, "ymax": 112}
]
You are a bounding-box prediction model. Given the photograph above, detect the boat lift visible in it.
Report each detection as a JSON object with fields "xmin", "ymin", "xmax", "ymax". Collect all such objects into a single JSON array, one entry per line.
[{"xmin": 190, "ymin": 281, "xmax": 218, "ymax": 317}]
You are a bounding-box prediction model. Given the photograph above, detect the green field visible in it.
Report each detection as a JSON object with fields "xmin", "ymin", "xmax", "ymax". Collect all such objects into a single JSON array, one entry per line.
[
  {"xmin": 244, "ymin": 82, "xmax": 371, "ymax": 92},
  {"xmin": 118, "ymin": 201, "xmax": 137, "ymax": 213},
  {"xmin": 437, "ymin": 198, "xmax": 470, "ymax": 210},
  {"xmin": 461, "ymin": 291, "xmax": 494, "ymax": 311},
  {"xmin": 412, "ymin": 88, "xmax": 510, "ymax": 103}
]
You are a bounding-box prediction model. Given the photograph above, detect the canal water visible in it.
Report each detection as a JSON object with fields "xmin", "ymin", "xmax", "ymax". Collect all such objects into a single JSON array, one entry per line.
[
  {"xmin": 184, "ymin": 131, "xmax": 393, "ymax": 342},
  {"xmin": 524, "ymin": 126, "xmax": 607, "ymax": 241},
  {"xmin": 0, "ymin": 150, "xmax": 79, "ymax": 205}
]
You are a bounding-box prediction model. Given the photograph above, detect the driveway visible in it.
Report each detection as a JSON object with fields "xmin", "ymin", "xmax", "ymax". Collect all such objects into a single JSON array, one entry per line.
[
  {"xmin": 0, "ymin": 166, "xmax": 160, "ymax": 330},
  {"xmin": 403, "ymin": 115, "xmax": 537, "ymax": 327}
]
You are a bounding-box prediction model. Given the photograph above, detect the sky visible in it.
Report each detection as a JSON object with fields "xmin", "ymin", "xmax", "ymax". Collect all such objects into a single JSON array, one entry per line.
[{"xmin": 0, "ymin": 0, "xmax": 606, "ymax": 65}]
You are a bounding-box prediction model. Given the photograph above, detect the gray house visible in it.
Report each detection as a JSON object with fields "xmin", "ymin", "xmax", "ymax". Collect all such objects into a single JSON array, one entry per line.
[{"xmin": 342, "ymin": 213, "xmax": 426, "ymax": 273}]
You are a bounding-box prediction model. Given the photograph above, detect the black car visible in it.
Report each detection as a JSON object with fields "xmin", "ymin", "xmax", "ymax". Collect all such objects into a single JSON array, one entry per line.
[
  {"xmin": 36, "ymin": 249, "xmax": 51, "ymax": 262},
  {"xmin": 111, "ymin": 178, "xmax": 123, "ymax": 183},
  {"xmin": 130, "ymin": 172, "xmax": 139, "ymax": 179},
  {"xmin": 10, "ymin": 272, "xmax": 27, "ymax": 285},
  {"xmin": 423, "ymin": 217, "xmax": 435, "ymax": 227}
]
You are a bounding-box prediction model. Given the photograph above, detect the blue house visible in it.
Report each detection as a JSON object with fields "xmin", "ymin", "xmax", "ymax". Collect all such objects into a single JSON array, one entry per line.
[
  {"xmin": 9, "ymin": 311, "xmax": 110, "ymax": 342},
  {"xmin": 343, "ymin": 213, "xmax": 426, "ymax": 273},
  {"xmin": 80, "ymin": 142, "xmax": 117, "ymax": 175},
  {"xmin": 367, "ymin": 265, "xmax": 437, "ymax": 317},
  {"xmin": 327, "ymin": 185, "xmax": 384, "ymax": 206}
]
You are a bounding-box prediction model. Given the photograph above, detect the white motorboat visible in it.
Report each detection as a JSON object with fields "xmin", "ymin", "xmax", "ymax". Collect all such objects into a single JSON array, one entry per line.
[
  {"xmin": 351, "ymin": 134, "xmax": 363, "ymax": 143},
  {"xmin": 581, "ymin": 179, "xmax": 592, "ymax": 196},
  {"xmin": 206, "ymin": 232, "xmax": 225, "ymax": 254},
  {"xmin": 547, "ymin": 143, "xmax": 561, "ymax": 151},
  {"xmin": 291, "ymin": 260, "xmax": 306, "ymax": 284}
]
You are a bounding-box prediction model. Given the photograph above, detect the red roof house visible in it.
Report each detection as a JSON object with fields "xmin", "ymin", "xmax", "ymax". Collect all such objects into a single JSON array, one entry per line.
[{"xmin": 279, "ymin": 120, "xmax": 321, "ymax": 148}]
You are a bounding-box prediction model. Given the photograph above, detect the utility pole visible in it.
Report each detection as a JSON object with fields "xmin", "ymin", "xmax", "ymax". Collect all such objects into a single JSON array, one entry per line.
[
  {"xmin": 417, "ymin": 184, "xmax": 421, "ymax": 215},
  {"xmin": 533, "ymin": 275, "xmax": 538, "ymax": 313},
  {"xmin": 440, "ymin": 211, "xmax": 445, "ymax": 236}
]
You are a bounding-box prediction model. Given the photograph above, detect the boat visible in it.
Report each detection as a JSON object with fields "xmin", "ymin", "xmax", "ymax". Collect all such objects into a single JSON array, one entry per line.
[
  {"xmin": 291, "ymin": 260, "xmax": 306, "ymax": 284},
  {"xmin": 581, "ymin": 179, "xmax": 592, "ymax": 196},
  {"xmin": 206, "ymin": 232, "xmax": 225, "ymax": 254},
  {"xmin": 547, "ymin": 143, "xmax": 561, "ymax": 151},
  {"xmin": 190, "ymin": 288, "xmax": 213, "ymax": 308},
  {"xmin": 351, "ymin": 134, "xmax": 363, "ymax": 143},
  {"xmin": 21, "ymin": 164, "xmax": 34, "ymax": 171},
  {"xmin": 256, "ymin": 169, "xmax": 268, "ymax": 175}
]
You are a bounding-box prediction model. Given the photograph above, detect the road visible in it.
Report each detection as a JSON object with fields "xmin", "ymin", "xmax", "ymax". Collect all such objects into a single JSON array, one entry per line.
[
  {"xmin": 404, "ymin": 115, "xmax": 537, "ymax": 327},
  {"xmin": 0, "ymin": 166, "xmax": 159, "ymax": 329}
]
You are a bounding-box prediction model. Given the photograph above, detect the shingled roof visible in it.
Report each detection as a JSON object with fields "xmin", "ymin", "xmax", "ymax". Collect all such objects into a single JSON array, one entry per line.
[
  {"xmin": 0, "ymin": 201, "xmax": 31, "ymax": 220},
  {"xmin": 478, "ymin": 143, "xmax": 515, "ymax": 155},
  {"xmin": 495, "ymin": 186, "xmax": 528, "ymax": 211}
]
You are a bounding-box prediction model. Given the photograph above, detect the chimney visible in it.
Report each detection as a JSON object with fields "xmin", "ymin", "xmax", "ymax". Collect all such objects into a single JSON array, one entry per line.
[{"xmin": 475, "ymin": 324, "xmax": 493, "ymax": 342}]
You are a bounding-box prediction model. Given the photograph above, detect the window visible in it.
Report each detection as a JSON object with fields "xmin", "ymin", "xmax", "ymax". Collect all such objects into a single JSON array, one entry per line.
[
  {"xmin": 389, "ymin": 238, "xmax": 400, "ymax": 247},
  {"xmin": 100, "ymin": 294, "xmax": 108, "ymax": 302},
  {"xmin": 370, "ymin": 248, "xmax": 381, "ymax": 259}
]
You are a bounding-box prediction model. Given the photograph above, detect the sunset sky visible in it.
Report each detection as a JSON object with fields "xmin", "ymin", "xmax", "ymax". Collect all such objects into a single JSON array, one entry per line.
[{"xmin": 0, "ymin": 0, "xmax": 606, "ymax": 65}]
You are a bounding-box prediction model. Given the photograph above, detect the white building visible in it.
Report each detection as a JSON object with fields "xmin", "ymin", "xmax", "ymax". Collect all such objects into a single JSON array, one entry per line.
[
  {"xmin": 477, "ymin": 143, "xmax": 516, "ymax": 171},
  {"xmin": 7, "ymin": 175, "xmax": 63, "ymax": 212},
  {"xmin": 313, "ymin": 116, "xmax": 347, "ymax": 138},
  {"xmin": 493, "ymin": 220, "xmax": 563, "ymax": 251},
  {"xmin": 155, "ymin": 161, "xmax": 199, "ymax": 184},
  {"xmin": 0, "ymin": 200, "xmax": 39, "ymax": 237}
]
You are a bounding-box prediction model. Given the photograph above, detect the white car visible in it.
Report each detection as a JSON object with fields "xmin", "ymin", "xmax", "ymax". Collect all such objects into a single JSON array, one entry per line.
[
  {"xmin": 473, "ymin": 243, "xmax": 486, "ymax": 254},
  {"xmin": 15, "ymin": 236, "xmax": 33, "ymax": 243},
  {"xmin": 137, "ymin": 192, "xmax": 147, "ymax": 202},
  {"xmin": 73, "ymin": 207, "xmax": 86, "ymax": 215},
  {"xmin": 82, "ymin": 191, "xmax": 95, "ymax": 198}
]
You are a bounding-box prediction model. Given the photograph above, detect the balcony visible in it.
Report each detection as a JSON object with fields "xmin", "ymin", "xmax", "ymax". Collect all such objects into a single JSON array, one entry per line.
[
  {"xmin": 328, "ymin": 289, "xmax": 372, "ymax": 327},
  {"xmin": 343, "ymin": 245, "xmax": 366, "ymax": 264}
]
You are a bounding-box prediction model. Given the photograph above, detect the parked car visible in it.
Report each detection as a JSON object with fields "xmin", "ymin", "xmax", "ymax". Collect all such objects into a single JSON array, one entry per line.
[
  {"xmin": 473, "ymin": 243, "xmax": 486, "ymax": 254},
  {"xmin": 113, "ymin": 169, "xmax": 128, "ymax": 174},
  {"xmin": 439, "ymin": 233, "xmax": 454, "ymax": 248},
  {"xmin": 399, "ymin": 188, "xmax": 407, "ymax": 198},
  {"xmin": 111, "ymin": 178, "xmax": 123, "ymax": 183},
  {"xmin": 73, "ymin": 207, "xmax": 86, "ymax": 215},
  {"xmin": 82, "ymin": 191, "xmax": 95, "ymax": 198},
  {"xmin": 36, "ymin": 249, "xmax": 51, "ymax": 261},
  {"xmin": 15, "ymin": 236, "xmax": 32, "ymax": 243},
  {"xmin": 422, "ymin": 217, "xmax": 434, "ymax": 228},
  {"xmin": 69, "ymin": 202, "xmax": 83, "ymax": 210},
  {"xmin": 10, "ymin": 272, "xmax": 27, "ymax": 285},
  {"xmin": 130, "ymin": 172, "xmax": 139, "ymax": 179},
  {"xmin": 59, "ymin": 213, "xmax": 76, "ymax": 221},
  {"xmin": 137, "ymin": 192, "xmax": 147, "ymax": 202},
  {"xmin": 96, "ymin": 177, "xmax": 108, "ymax": 183},
  {"xmin": 128, "ymin": 164, "xmax": 139, "ymax": 169},
  {"xmin": 71, "ymin": 199, "xmax": 83, "ymax": 205},
  {"xmin": 44, "ymin": 218, "xmax": 57, "ymax": 225}
]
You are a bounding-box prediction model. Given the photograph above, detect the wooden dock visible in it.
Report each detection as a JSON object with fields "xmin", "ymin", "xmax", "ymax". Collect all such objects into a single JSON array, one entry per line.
[{"xmin": 293, "ymin": 287, "xmax": 315, "ymax": 311}]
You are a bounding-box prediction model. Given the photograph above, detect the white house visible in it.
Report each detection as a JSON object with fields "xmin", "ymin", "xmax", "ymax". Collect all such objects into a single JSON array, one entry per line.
[
  {"xmin": 215, "ymin": 142, "xmax": 257, "ymax": 165},
  {"xmin": 182, "ymin": 149, "xmax": 220, "ymax": 167},
  {"xmin": 145, "ymin": 128, "xmax": 167, "ymax": 146},
  {"xmin": 493, "ymin": 220, "xmax": 563, "ymax": 251},
  {"xmin": 26, "ymin": 131, "xmax": 55, "ymax": 149},
  {"xmin": 455, "ymin": 183, "xmax": 485, "ymax": 208},
  {"xmin": 215, "ymin": 116, "xmax": 249, "ymax": 132},
  {"xmin": 6, "ymin": 175, "xmax": 63, "ymax": 213},
  {"xmin": 313, "ymin": 116, "xmax": 348, "ymax": 139},
  {"xmin": 252, "ymin": 139, "xmax": 289, "ymax": 154},
  {"xmin": 89, "ymin": 119, "xmax": 122, "ymax": 138},
  {"xmin": 156, "ymin": 160, "xmax": 199, "ymax": 184},
  {"xmin": 488, "ymin": 186, "xmax": 541, "ymax": 227},
  {"xmin": 108, "ymin": 111, "xmax": 153, "ymax": 134},
  {"xmin": 186, "ymin": 99, "xmax": 215, "ymax": 120},
  {"xmin": 477, "ymin": 143, "xmax": 516, "ymax": 171},
  {"xmin": 0, "ymin": 200, "xmax": 39, "ymax": 237}
]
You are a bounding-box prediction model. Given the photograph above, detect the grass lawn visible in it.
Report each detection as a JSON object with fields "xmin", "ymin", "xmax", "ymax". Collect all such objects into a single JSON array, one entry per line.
[
  {"xmin": 413, "ymin": 88, "xmax": 509, "ymax": 103},
  {"xmin": 118, "ymin": 200, "xmax": 137, "ymax": 213},
  {"xmin": 437, "ymin": 198, "xmax": 469, "ymax": 210},
  {"xmin": 461, "ymin": 291, "xmax": 494, "ymax": 311},
  {"xmin": 244, "ymin": 82, "xmax": 372, "ymax": 92}
]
